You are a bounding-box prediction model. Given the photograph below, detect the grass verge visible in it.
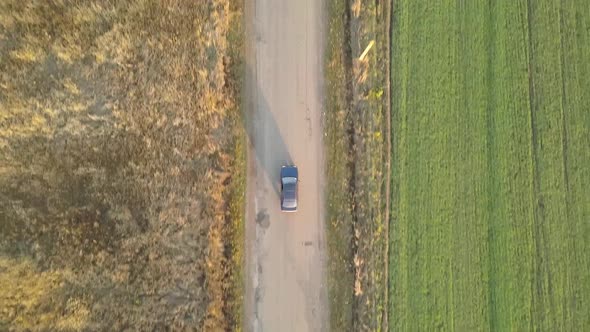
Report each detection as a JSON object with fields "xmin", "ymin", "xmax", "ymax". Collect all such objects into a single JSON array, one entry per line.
[
  {"xmin": 225, "ymin": 111, "xmax": 246, "ymax": 331},
  {"xmin": 325, "ymin": 0, "xmax": 390, "ymax": 330},
  {"xmin": 225, "ymin": 1, "xmax": 246, "ymax": 330}
]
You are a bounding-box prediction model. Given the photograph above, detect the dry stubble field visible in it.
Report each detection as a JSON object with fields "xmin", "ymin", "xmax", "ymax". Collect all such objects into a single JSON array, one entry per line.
[{"xmin": 0, "ymin": 1, "xmax": 244, "ymax": 330}]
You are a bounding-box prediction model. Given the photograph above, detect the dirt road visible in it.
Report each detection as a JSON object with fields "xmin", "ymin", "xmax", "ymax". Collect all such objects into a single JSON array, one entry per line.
[{"xmin": 243, "ymin": 0, "xmax": 328, "ymax": 331}]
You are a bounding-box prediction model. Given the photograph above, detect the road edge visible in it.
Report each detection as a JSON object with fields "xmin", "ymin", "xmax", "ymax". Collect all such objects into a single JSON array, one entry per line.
[
  {"xmin": 242, "ymin": 0, "xmax": 258, "ymax": 331},
  {"xmin": 383, "ymin": 0, "xmax": 393, "ymax": 330}
]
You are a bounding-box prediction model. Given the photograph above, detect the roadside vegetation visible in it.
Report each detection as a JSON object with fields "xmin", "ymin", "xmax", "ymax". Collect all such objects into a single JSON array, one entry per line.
[
  {"xmin": 0, "ymin": 0, "xmax": 245, "ymax": 330},
  {"xmin": 325, "ymin": 0, "xmax": 391, "ymax": 330},
  {"xmin": 389, "ymin": 0, "xmax": 590, "ymax": 330}
]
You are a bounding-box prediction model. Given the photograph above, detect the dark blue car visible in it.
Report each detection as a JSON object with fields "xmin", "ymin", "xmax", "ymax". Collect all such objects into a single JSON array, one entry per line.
[{"xmin": 280, "ymin": 165, "xmax": 298, "ymax": 212}]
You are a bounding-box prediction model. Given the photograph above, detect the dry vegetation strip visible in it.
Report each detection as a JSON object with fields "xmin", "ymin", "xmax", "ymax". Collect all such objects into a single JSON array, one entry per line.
[
  {"xmin": 0, "ymin": 1, "xmax": 245, "ymax": 330},
  {"xmin": 389, "ymin": 0, "xmax": 590, "ymax": 330},
  {"xmin": 325, "ymin": 0, "xmax": 390, "ymax": 330}
]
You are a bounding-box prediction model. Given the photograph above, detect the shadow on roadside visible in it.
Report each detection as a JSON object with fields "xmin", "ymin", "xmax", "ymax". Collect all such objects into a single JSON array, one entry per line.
[{"xmin": 242, "ymin": 65, "xmax": 293, "ymax": 197}]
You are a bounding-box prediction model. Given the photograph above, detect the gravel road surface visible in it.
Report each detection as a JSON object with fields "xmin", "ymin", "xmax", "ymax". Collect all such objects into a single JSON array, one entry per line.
[{"xmin": 243, "ymin": 0, "xmax": 328, "ymax": 331}]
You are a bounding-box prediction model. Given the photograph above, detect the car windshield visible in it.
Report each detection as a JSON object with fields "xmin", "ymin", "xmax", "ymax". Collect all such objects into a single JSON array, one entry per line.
[{"xmin": 282, "ymin": 177, "xmax": 297, "ymax": 185}]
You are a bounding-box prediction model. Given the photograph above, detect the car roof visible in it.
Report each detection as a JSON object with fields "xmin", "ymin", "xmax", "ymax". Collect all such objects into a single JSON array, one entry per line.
[{"xmin": 282, "ymin": 184, "xmax": 297, "ymax": 209}]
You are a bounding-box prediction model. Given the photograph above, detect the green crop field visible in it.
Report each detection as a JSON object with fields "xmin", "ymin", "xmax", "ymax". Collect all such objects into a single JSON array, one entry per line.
[{"xmin": 389, "ymin": 0, "xmax": 589, "ymax": 330}]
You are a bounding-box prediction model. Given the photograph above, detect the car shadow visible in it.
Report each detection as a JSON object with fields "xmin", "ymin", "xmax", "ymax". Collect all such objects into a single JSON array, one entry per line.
[{"xmin": 242, "ymin": 65, "xmax": 293, "ymax": 197}]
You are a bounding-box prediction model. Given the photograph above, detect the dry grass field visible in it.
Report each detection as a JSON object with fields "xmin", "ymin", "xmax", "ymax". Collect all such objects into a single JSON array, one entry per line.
[{"xmin": 0, "ymin": 1, "xmax": 244, "ymax": 330}]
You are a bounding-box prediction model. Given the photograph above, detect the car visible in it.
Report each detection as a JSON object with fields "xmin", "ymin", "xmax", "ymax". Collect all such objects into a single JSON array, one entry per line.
[{"xmin": 280, "ymin": 165, "xmax": 298, "ymax": 212}]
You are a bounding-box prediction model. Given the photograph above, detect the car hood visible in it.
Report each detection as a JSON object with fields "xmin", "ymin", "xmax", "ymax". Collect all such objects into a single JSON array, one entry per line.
[{"xmin": 281, "ymin": 166, "xmax": 298, "ymax": 179}]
